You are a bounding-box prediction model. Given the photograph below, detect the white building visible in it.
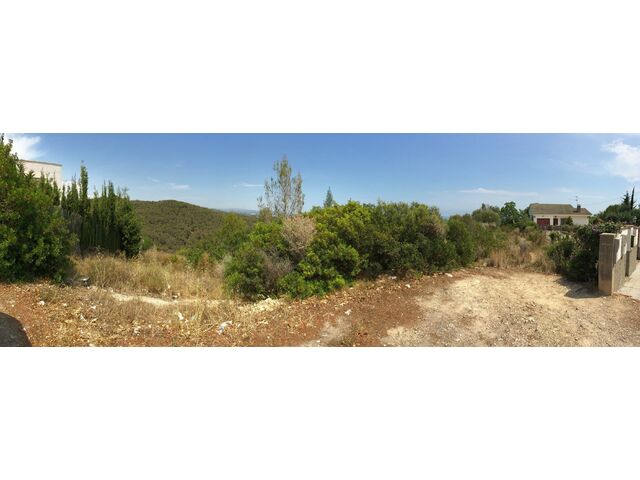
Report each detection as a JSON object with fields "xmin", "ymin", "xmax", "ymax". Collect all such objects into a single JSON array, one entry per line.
[
  {"xmin": 528, "ymin": 203, "xmax": 591, "ymax": 228},
  {"xmin": 20, "ymin": 160, "xmax": 63, "ymax": 189}
]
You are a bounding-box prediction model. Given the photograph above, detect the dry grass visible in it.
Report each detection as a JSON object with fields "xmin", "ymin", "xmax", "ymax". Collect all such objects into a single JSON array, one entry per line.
[
  {"xmin": 71, "ymin": 248, "xmax": 225, "ymax": 300},
  {"xmin": 484, "ymin": 232, "xmax": 555, "ymax": 274},
  {"xmin": 25, "ymin": 284, "xmax": 265, "ymax": 346}
]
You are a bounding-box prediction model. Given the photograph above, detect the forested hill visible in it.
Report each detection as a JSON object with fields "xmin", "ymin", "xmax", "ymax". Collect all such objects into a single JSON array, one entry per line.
[{"xmin": 131, "ymin": 200, "xmax": 256, "ymax": 252}]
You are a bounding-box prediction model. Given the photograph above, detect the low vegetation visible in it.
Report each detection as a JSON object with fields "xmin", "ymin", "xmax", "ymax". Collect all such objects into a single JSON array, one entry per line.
[{"xmin": 72, "ymin": 249, "xmax": 224, "ymax": 299}]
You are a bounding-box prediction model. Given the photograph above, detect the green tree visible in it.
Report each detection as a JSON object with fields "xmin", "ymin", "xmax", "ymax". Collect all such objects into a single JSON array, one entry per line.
[
  {"xmin": 60, "ymin": 171, "xmax": 142, "ymax": 257},
  {"xmin": 500, "ymin": 201, "xmax": 527, "ymax": 227},
  {"xmin": 323, "ymin": 188, "xmax": 336, "ymax": 208},
  {"xmin": 472, "ymin": 205, "xmax": 501, "ymax": 225},
  {"xmin": 0, "ymin": 134, "xmax": 72, "ymax": 281},
  {"xmin": 258, "ymin": 155, "xmax": 304, "ymax": 218}
]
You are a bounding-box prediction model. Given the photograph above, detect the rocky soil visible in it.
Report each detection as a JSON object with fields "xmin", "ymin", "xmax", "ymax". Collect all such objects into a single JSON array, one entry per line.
[{"xmin": 2, "ymin": 268, "xmax": 640, "ymax": 347}]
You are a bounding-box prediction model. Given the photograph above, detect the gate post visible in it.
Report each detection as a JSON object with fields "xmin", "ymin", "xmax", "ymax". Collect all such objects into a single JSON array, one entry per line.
[{"xmin": 598, "ymin": 233, "xmax": 616, "ymax": 295}]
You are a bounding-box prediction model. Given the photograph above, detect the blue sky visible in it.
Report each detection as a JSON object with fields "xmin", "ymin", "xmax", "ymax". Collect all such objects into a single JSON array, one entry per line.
[{"xmin": 6, "ymin": 133, "xmax": 640, "ymax": 217}]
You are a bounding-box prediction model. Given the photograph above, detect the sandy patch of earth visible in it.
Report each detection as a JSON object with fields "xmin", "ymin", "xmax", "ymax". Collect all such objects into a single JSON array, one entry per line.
[{"xmin": 383, "ymin": 270, "xmax": 640, "ymax": 346}]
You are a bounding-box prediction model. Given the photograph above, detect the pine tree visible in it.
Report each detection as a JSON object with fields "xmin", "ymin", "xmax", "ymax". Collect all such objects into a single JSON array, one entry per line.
[
  {"xmin": 324, "ymin": 187, "xmax": 335, "ymax": 208},
  {"xmin": 257, "ymin": 155, "xmax": 304, "ymax": 218}
]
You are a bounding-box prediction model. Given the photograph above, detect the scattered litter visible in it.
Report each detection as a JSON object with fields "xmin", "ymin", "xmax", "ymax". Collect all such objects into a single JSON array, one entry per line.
[
  {"xmin": 390, "ymin": 276, "xmax": 397, "ymax": 280},
  {"xmin": 80, "ymin": 277, "xmax": 90, "ymax": 287},
  {"xmin": 239, "ymin": 297, "xmax": 282, "ymax": 314},
  {"xmin": 62, "ymin": 303, "xmax": 68, "ymax": 307},
  {"xmin": 90, "ymin": 305, "xmax": 97, "ymax": 310},
  {"xmin": 217, "ymin": 321, "xmax": 232, "ymax": 334},
  {"xmin": 345, "ymin": 309, "xmax": 352, "ymax": 316},
  {"xmin": 37, "ymin": 300, "xmax": 45, "ymax": 306},
  {"xmin": 405, "ymin": 284, "xmax": 411, "ymax": 288},
  {"xmin": 177, "ymin": 312, "xmax": 185, "ymax": 321},
  {"xmin": 445, "ymin": 273, "xmax": 453, "ymax": 278}
]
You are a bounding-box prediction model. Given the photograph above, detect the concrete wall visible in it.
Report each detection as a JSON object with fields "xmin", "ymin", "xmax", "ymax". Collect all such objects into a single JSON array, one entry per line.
[
  {"xmin": 599, "ymin": 226, "xmax": 639, "ymax": 295},
  {"xmin": 20, "ymin": 160, "xmax": 63, "ymax": 189}
]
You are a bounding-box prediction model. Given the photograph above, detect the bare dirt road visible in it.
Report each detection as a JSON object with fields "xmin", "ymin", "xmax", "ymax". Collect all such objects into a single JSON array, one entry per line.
[{"xmin": 2, "ymin": 268, "xmax": 640, "ymax": 346}]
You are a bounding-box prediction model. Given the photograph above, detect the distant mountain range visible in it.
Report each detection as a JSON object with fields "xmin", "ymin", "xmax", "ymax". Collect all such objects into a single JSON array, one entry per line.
[
  {"xmin": 220, "ymin": 208, "xmax": 259, "ymax": 215},
  {"xmin": 131, "ymin": 200, "xmax": 256, "ymax": 252}
]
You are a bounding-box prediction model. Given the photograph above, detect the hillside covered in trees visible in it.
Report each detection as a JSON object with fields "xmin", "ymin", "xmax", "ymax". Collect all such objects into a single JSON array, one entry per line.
[{"xmin": 132, "ymin": 200, "xmax": 256, "ymax": 252}]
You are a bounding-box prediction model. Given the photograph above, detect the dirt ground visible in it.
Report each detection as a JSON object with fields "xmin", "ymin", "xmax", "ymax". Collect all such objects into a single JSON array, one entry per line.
[{"xmin": 2, "ymin": 267, "xmax": 640, "ymax": 346}]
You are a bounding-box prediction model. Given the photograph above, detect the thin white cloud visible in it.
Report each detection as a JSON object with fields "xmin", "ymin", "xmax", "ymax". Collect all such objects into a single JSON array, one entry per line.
[
  {"xmin": 234, "ymin": 182, "xmax": 263, "ymax": 188},
  {"xmin": 5, "ymin": 133, "xmax": 44, "ymax": 159},
  {"xmin": 147, "ymin": 177, "xmax": 160, "ymax": 183},
  {"xmin": 554, "ymin": 188, "xmax": 604, "ymax": 200},
  {"xmin": 169, "ymin": 183, "xmax": 190, "ymax": 190},
  {"xmin": 602, "ymin": 139, "xmax": 640, "ymax": 182},
  {"xmin": 459, "ymin": 187, "xmax": 538, "ymax": 196}
]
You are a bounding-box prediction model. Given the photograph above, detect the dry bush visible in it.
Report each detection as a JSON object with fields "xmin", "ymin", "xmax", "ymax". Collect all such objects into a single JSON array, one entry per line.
[
  {"xmin": 74, "ymin": 254, "xmax": 134, "ymax": 289},
  {"xmin": 72, "ymin": 248, "xmax": 224, "ymax": 299},
  {"xmin": 282, "ymin": 215, "xmax": 316, "ymax": 260},
  {"xmin": 485, "ymin": 231, "xmax": 552, "ymax": 272},
  {"xmin": 263, "ymin": 253, "xmax": 294, "ymax": 292}
]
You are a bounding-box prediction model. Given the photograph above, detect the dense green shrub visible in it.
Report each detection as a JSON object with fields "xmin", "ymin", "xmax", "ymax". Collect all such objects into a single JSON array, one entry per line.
[
  {"xmin": 183, "ymin": 213, "xmax": 250, "ymax": 267},
  {"xmin": 458, "ymin": 214, "xmax": 507, "ymax": 259},
  {"xmin": 546, "ymin": 223, "xmax": 620, "ymax": 282},
  {"xmin": 0, "ymin": 135, "xmax": 72, "ymax": 281},
  {"xmin": 223, "ymin": 221, "xmax": 291, "ymax": 299},
  {"xmin": 546, "ymin": 237, "xmax": 576, "ymax": 276},
  {"xmin": 224, "ymin": 242, "xmax": 269, "ymax": 299},
  {"xmin": 447, "ymin": 217, "xmax": 476, "ymax": 266},
  {"xmin": 224, "ymin": 201, "xmax": 475, "ymax": 299},
  {"xmin": 472, "ymin": 205, "xmax": 501, "ymax": 225}
]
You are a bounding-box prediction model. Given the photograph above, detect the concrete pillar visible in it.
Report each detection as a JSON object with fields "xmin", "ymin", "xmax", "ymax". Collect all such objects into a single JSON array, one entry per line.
[{"xmin": 599, "ymin": 233, "xmax": 616, "ymax": 295}]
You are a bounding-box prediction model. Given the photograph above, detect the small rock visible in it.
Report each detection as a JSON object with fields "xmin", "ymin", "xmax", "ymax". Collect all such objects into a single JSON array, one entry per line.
[
  {"xmin": 445, "ymin": 273, "xmax": 453, "ymax": 278},
  {"xmin": 405, "ymin": 284, "xmax": 411, "ymax": 288},
  {"xmin": 37, "ymin": 300, "xmax": 45, "ymax": 306},
  {"xmin": 345, "ymin": 309, "xmax": 352, "ymax": 316}
]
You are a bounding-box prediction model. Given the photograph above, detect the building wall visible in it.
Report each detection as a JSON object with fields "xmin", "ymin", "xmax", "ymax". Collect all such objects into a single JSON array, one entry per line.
[
  {"xmin": 532, "ymin": 214, "xmax": 590, "ymax": 226},
  {"xmin": 20, "ymin": 160, "xmax": 63, "ymax": 189}
]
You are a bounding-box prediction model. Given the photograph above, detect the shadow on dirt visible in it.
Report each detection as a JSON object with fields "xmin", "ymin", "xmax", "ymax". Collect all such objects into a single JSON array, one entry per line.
[
  {"xmin": 0, "ymin": 312, "xmax": 32, "ymax": 347},
  {"xmin": 555, "ymin": 278, "xmax": 604, "ymax": 299}
]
